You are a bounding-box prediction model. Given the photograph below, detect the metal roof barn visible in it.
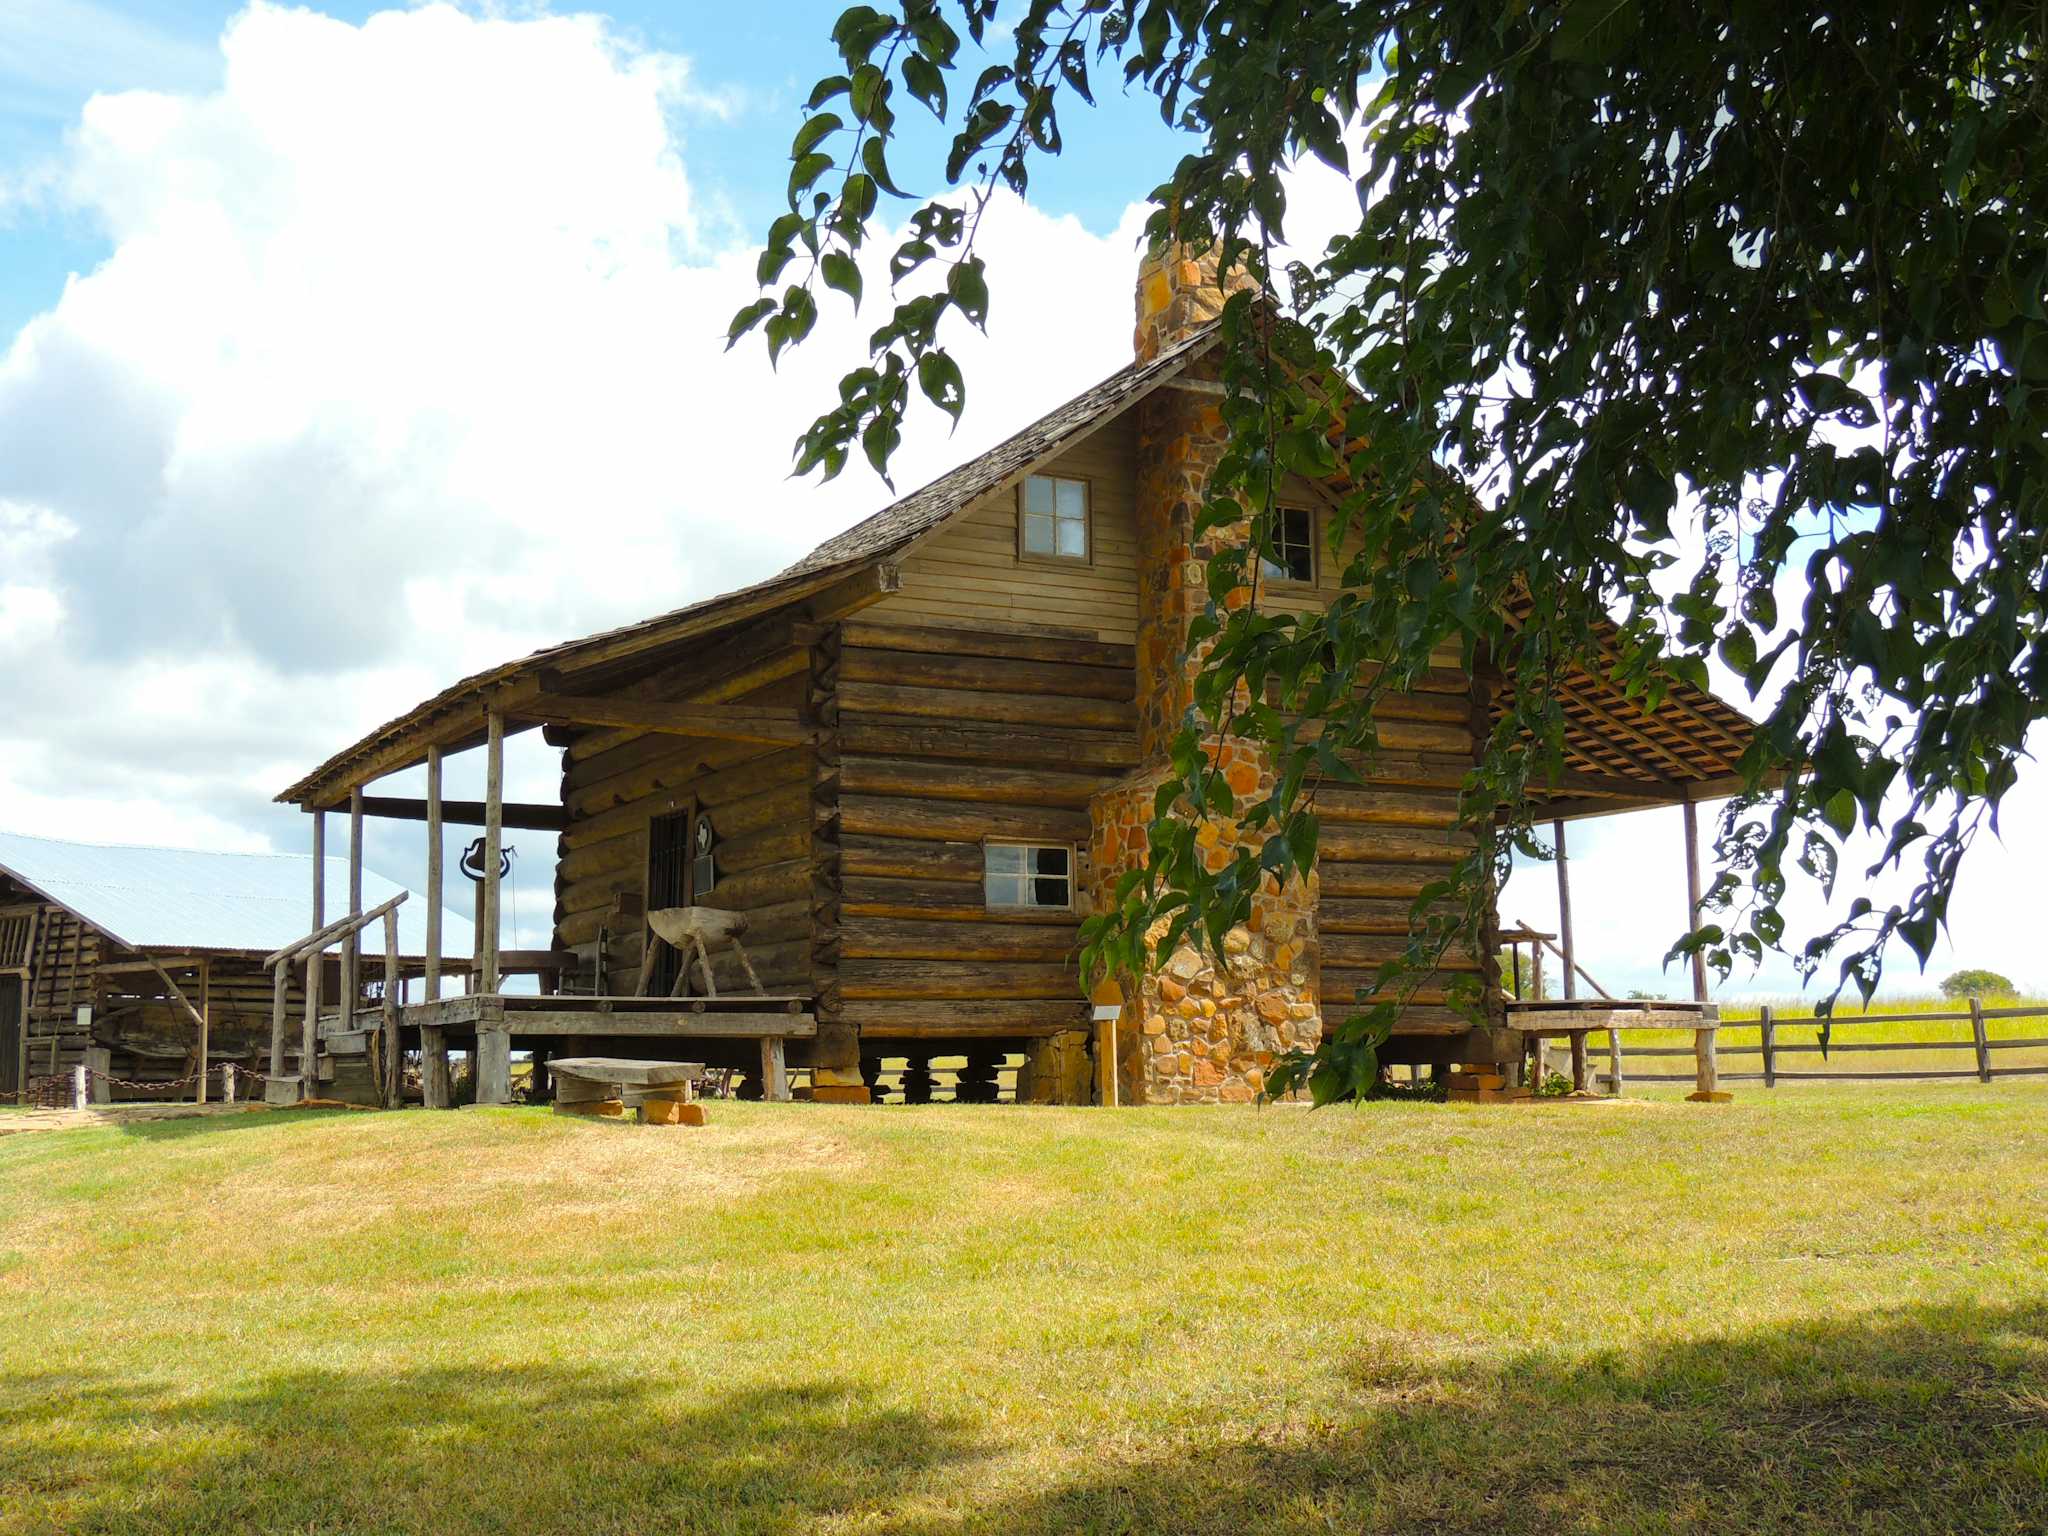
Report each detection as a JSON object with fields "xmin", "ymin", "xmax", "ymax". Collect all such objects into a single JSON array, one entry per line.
[{"xmin": 0, "ymin": 830, "xmax": 467, "ymax": 959}]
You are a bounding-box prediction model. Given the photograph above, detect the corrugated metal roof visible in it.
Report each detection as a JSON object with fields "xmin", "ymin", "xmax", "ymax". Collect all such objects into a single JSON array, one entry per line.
[{"xmin": 0, "ymin": 830, "xmax": 471, "ymax": 959}]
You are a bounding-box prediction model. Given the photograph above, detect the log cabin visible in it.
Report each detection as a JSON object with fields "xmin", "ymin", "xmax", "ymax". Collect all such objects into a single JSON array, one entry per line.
[
  {"xmin": 0, "ymin": 830, "xmax": 465, "ymax": 1104},
  {"xmin": 273, "ymin": 247, "xmax": 1763, "ymax": 1106}
]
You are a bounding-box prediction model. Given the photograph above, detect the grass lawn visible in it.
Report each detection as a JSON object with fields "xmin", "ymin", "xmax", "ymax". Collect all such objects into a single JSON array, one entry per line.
[{"xmin": 2, "ymin": 1087, "xmax": 2045, "ymax": 1534}]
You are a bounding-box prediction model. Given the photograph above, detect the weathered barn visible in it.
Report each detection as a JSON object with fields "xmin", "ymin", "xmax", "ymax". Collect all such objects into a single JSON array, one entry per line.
[
  {"xmin": 0, "ymin": 831, "xmax": 460, "ymax": 1104},
  {"xmin": 274, "ymin": 249, "xmax": 1762, "ymax": 1106}
]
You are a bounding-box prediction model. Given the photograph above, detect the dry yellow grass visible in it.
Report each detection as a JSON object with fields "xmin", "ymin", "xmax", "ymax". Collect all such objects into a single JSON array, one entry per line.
[{"xmin": 1, "ymin": 1087, "xmax": 2045, "ymax": 1534}]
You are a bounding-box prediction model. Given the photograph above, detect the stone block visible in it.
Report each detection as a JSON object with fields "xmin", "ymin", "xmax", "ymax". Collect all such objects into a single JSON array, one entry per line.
[
  {"xmin": 639, "ymin": 1098, "xmax": 707, "ymax": 1126},
  {"xmin": 812, "ymin": 1084, "xmax": 873, "ymax": 1105}
]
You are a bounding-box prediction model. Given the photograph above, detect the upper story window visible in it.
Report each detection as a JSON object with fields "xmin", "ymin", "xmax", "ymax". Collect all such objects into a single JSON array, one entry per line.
[
  {"xmin": 1019, "ymin": 474, "xmax": 1089, "ymax": 562},
  {"xmin": 984, "ymin": 842, "xmax": 1073, "ymax": 910},
  {"xmin": 1260, "ymin": 505, "xmax": 1316, "ymax": 585}
]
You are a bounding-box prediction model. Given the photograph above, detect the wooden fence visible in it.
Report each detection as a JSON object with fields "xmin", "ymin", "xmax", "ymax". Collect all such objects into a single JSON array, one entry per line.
[{"xmin": 1588, "ymin": 999, "xmax": 2048, "ymax": 1087}]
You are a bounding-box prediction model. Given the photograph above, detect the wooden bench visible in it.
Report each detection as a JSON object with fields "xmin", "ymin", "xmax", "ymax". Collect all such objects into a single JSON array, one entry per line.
[{"xmin": 1504, "ymin": 1001, "xmax": 1728, "ymax": 1101}]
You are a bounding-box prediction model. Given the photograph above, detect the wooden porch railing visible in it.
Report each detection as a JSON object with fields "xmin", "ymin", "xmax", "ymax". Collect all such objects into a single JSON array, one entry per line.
[{"xmin": 264, "ymin": 890, "xmax": 407, "ymax": 1105}]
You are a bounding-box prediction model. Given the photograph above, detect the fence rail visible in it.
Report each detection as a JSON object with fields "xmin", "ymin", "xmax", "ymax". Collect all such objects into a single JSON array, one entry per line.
[{"xmin": 1585, "ymin": 999, "xmax": 2048, "ymax": 1087}]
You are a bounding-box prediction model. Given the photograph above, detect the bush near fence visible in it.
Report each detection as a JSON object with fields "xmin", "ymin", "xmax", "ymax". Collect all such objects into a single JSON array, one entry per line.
[{"xmin": 1583, "ymin": 995, "xmax": 2048, "ymax": 1085}]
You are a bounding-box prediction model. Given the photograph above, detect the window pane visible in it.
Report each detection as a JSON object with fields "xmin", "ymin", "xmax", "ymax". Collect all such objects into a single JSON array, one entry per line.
[
  {"xmin": 987, "ymin": 844, "xmax": 1070, "ymax": 907},
  {"xmin": 1055, "ymin": 478, "xmax": 1087, "ymax": 519},
  {"xmin": 1056, "ymin": 517, "xmax": 1087, "ymax": 557},
  {"xmin": 1024, "ymin": 476, "xmax": 1055, "ymax": 514},
  {"xmin": 1022, "ymin": 511, "xmax": 1055, "ymax": 554}
]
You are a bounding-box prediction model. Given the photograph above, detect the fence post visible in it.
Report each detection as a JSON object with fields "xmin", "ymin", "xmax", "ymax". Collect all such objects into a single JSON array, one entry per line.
[
  {"xmin": 1969, "ymin": 996, "xmax": 1991, "ymax": 1083},
  {"xmin": 221, "ymin": 1062, "xmax": 236, "ymax": 1104},
  {"xmin": 1759, "ymin": 1005, "xmax": 1776, "ymax": 1088},
  {"xmin": 71, "ymin": 1064, "xmax": 87, "ymax": 1111}
]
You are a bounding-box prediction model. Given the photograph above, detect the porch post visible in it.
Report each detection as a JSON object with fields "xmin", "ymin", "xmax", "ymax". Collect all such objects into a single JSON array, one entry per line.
[
  {"xmin": 425, "ymin": 746, "xmax": 443, "ymax": 1003},
  {"xmin": 195, "ymin": 959, "xmax": 210, "ymax": 1104},
  {"xmin": 301, "ymin": 811, "xmax": 326, "ymax": 1094},
  {"xmin": 343, "ymin": 788, "xmax": 364, "ymax": 1033},
  {"xmin": 269, "ymin": 959, "xmax": 289, "ymax": 1079},
  {"xmin": 1681, "ymin": 794, "xmax": 1708, "ymax": 1003},
  {"xmin": 422, "ymin": 744, "xmax": 451, "ymax": 1109},
  {"xmin": 481, "ymin": 709, "xmax": 504, "ymax": 996},
  {"xmin": 1552, "ymin": 819, "xmax": 1576, "ymax": 1001}
]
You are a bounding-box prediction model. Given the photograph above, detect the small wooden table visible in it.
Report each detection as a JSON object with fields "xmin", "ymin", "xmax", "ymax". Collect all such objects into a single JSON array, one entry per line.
[
  {"xmin": 550, "ymin": 1057, "xmax": 705, "ymax": 1114},
  {"xmin": 1503, "ymin": 1000, "xmax": 1727, "ymax": 1100}
]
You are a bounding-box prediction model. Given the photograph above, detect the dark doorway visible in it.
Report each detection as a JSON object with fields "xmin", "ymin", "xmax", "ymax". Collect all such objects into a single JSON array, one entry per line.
[
  {"xmin": 0, "ymin": 975, "xmax": 21, "ymax": 1098},
  {"xmin": 646, "ymin": 809, "xmax": 691, "ymax": 996}
]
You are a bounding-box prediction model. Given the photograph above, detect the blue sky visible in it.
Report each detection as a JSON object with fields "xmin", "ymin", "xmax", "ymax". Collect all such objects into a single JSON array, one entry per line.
[{"xmin": 0, "ymin": 0, "xmax": 1191, "ymax": 340}]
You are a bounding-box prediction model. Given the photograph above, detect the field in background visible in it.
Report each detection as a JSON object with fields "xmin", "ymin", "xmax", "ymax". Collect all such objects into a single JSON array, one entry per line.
[
  {"xmin": 1580, "ymin": 993, "xmax": 2048, "ymax": 1080},
  {"xmin": 2, "ymin": 1086, "xmax": 2046, "ymax": 1534}
]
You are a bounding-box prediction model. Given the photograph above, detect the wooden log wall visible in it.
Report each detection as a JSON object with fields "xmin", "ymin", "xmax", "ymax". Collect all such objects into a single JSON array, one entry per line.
[
  {"xmin": 9, "ymin": 901, "xmax": 100, "ymax": 1027},
  {"xmin": 1311, "ymin": 664, "xmax": 1495, "ymax": 1037},
  {"xmin": 552, "ymin": 628, "xmax": 814, "ymax": 996},
  {"xmin": 829, "ymin": 618, "xmax": 1138, "ymax": 1041}
]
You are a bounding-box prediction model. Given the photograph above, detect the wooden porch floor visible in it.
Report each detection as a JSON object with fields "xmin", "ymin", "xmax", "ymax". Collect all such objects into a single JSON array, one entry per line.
[{"xmin": 401, "ymin": 993, "xmax": 816, "ymax": 1039}]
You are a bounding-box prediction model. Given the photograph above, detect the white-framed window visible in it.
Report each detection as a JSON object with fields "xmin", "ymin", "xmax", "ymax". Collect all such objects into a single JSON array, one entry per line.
[
  {"xmin": 1260, "ymin": 505, "xmax": 1316, "ymax": 585},
  {"xmin": 1019, "ymin": 474, "xmax": 1089, "ymax": 561},
  {"xmin": 984, "ymin": 842, "xmax": 1073, "ymax": 910}
]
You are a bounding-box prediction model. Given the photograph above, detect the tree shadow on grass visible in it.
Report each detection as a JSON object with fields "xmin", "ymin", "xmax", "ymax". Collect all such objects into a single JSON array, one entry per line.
[
  {"xmin": 0, "ymin": 1366, "xmax": 979, "ymax": 1535},
  {"xmin": 921, "ymin": 1299, "xmax": 2048, "ymax": 1536},
  {"xmin": 107, "ymin": 1106, "xmax": 381, "ymax": 1142},
  {"xmin": 2, "ymin": 1302, "xmax": 2043, "ymax": 1535}
]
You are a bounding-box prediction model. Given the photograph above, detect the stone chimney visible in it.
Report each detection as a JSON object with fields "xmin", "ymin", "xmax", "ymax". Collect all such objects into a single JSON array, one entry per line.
[
  {"xmin": 1133, "ymin": 241, "xmax": 1259, "ymax": 363},
  {"xmin": 1080, "ymin": 242, "xmax": 1321, "ymax": 1105}
]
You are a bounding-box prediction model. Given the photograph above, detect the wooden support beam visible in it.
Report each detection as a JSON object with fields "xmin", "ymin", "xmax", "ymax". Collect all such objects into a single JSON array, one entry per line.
[
  {"xmin": 423, "ymin": 744, "xmax": 449, "ymax": 1108},
  {"xmin": 269, "ymin": 958, "xmax": 289, "ymax": 1079},
  {"xmin": 760, "ymin": 1035, "xmax": 789, "ymax": 1101},
  {"xmin": 196, "ymin": 959, "xmax": 210, "ymax": 1104},
  {"xmin": 515, "ymin": 693, "xmax": 812, "ymax": 747},
  {"xmin": 381, "ymin": 909, "xmax": 400, "ymax": 1107},
  {"xmin": 482, "ymin": 709, "xmax": 504, "ymax": 996},
  {"xmin": 1553, "ymin": 819, "xmax": 1576, "ymax": 1003},
  {"xmin": 319, "ymin": 795, "xmax": 569, "ymax": 831},
  {"xmin": 143, "ymin": 958, "xmax": 207, "ymax": 1033},
  {"xmin": 1682, "ymin": 794, "xmax": 1708, "ymax": 1003},
  {"xmin": 343, "ymin": 788, "xmax": 363, "ymax": 1046},
  {"xmin": 302, "ymin": 811, "xmax": 324, "ymax": 1094},
  {"xmin": 476, "ymin": 1027, "xmax": 512, "ymax": 1105},
  {"xmin": 424, "ymin": 747, "xmax": 443, "ymax": 1004}
]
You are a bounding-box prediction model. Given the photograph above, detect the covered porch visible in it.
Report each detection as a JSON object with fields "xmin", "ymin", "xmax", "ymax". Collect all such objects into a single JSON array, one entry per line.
[
  {"xmin": 269, "ymin": 561, "xmax": 893, "ymax": 1107},
  {"xmin": 1487, "ymin": 605, "xmax": 1771, "ymax": 1100}
]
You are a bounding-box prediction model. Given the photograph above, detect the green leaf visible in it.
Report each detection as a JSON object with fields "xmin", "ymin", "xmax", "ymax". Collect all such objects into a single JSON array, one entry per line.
[
  {"xmin": 821, "ymin": 251, "xmax": 862, "ymax": 307},
  {"xmin": 791, "ymin": 112, "xmax": 842, "ymax": 159},
  {"xmin": 902, "ymin": 53, "xmax": 946, "ymax": 118},
  {"xmin": 724, "ymin": 297, "xmax": 775, "ymax": 350},
  {"xmin": 861, "ymin": 137, "xmax": 908, "ymax": 198},
  {"xmin": 916, "ymin": 350, "xmax": 965, "ymax": 423},
  {"xmin": 947, "ymin": 258, "xmax": 989, "ymax": 327}
]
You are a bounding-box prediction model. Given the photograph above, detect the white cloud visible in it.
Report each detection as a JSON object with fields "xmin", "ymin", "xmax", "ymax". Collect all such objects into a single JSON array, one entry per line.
[{"xmin": 0, "ymin": 1, "xmax": 1146, "ymax": 887}]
